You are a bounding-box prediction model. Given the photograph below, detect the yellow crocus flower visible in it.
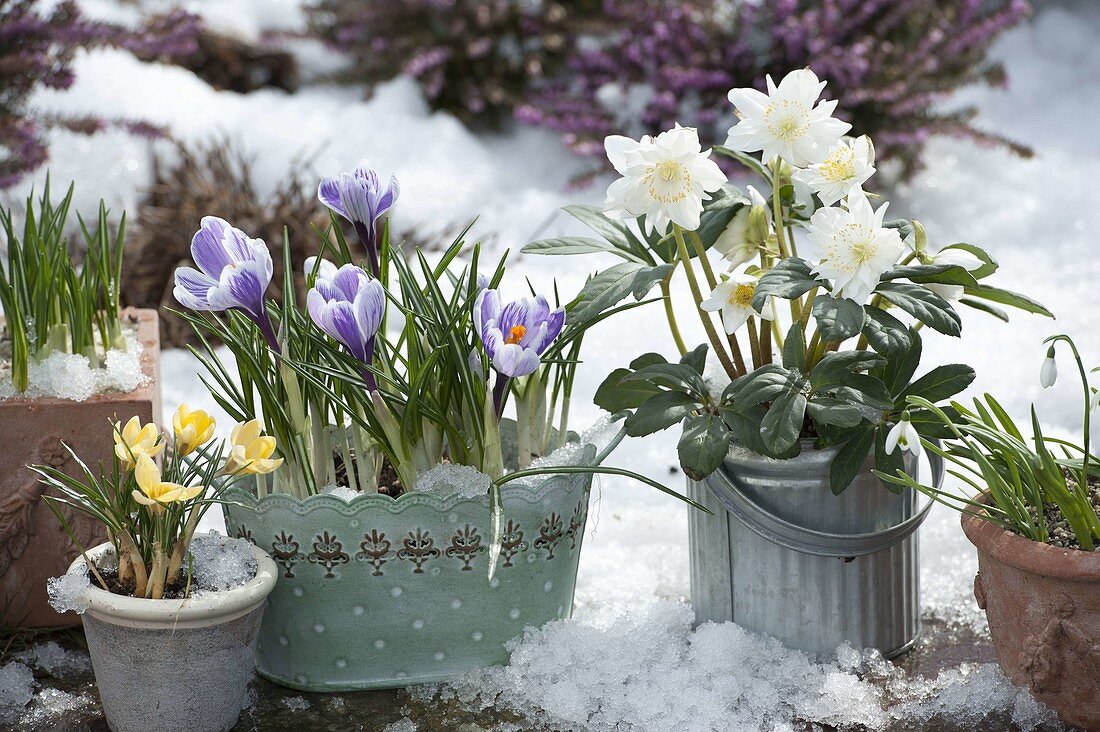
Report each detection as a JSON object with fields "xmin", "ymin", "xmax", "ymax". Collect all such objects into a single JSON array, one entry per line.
[
  {"xmin": 131, "ymin": 454, "xmax": 203, "ymax": 511},
  {"xmin": 222, "ymin": 419, "xmax": 284, "ymax": 476},
  {"xmin": 172, "ymin": 404, "xmax": 216, "ymax": 456},
  {"xmin": 113, "ymin": 416, "xmax": 164, "ymax": 470}
]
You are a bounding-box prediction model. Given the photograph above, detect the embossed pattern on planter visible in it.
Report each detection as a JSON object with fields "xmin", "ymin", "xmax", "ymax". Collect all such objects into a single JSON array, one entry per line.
[{"xmin": 223, "ymin": 449, "xmax": 595, "ymax": 692}]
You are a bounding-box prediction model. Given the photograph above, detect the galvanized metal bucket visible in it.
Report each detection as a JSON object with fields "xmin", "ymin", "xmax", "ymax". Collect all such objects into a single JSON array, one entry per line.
[{"xmin": 687, "ymin": 440, "xmax": 942, "ymax": 659}]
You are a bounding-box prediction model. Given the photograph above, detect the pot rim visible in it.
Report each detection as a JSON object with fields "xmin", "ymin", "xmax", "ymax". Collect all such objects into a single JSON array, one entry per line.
[
  {"xmin": 70, "ymin": 540, "xmax": 278, "ymax": 630},
  {"xmin": 961, "ymin": 495, "xmax": 1100, "ymax": 581}
]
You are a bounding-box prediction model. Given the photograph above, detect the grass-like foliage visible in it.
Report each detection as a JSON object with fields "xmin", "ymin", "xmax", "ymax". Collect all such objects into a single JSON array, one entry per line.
[{"xmin": 0, "ymin": 180, "xmax": 127, "ymax": 392}]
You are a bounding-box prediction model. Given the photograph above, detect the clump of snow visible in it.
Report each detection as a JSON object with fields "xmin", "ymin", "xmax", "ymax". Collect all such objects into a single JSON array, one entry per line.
[
  {"xmin": 188, "ymin": 532, "xmax": 257, "ymax": 594},
  {"xmin": 440, "ymin": 600, "xmax": 1058, "ymax": 731},
  {"xmin": 14, "ymin": 642, "xmax": 91, "ymax": 678},
  {"xmin": 281, "ymin": 696, "xmax": 309, "ymax": 711},
  {"xmin": 321, "ymin": 484, "xmax": 361, "ymax": 502},
  {"xmin": 0, "ymin": 326, "xmax": 144, "ymax": 401},
  {"xmin": 0, "ymin": 662, "xmax": 34, "ymax": 725},
  {"xmin": 383, "ymin": 720, "xmax": 418, "ymax": 732},
  {"xmin": 46, "ymin": 563, "xmax": 92, "ymax": 615},
  {"xmin": 16, "ymin": 688, "xmax": 91, "ymax": 728},
  {"xmin": 414, "ymin": 464, "xmax": 491, "ymax": 499}
]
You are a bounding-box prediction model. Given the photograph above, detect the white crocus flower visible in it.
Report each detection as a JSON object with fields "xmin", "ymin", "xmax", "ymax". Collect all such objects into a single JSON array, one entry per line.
[
  {"xmin": 885, "ymin": 412, "xmax": 922, "ymax": 458},
  {"xmin": 793, "ymin": 135, "xmax": 875, "ymax": 206},
  {"xmin": 1040, "ymin": 347, "xmax": 1057, "ymax": 388},
  {"xmin": 700, "ymin": 272, "xmax": 774, "ymax": 334},
  {"xmin": 603, "ymin": 125, "xmax": 726, "ymax": 234},
  {"xmin": 922, "ymin": 246, "xmax": 985, "ymax": 301},
  {"xmin": 725, "ymin": 68, "xmax": 852, "ymax": 167},
  {"xmin": 804, "ymin": 189, "xmax": 904, "ymax": 304},
  {"xmin": 712, "ymin": 185, "xmax": 770, "ymax": 269}
]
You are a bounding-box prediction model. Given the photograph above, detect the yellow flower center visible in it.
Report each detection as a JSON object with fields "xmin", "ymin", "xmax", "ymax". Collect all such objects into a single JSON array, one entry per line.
[
  {"xmin": 727, "ymin": 283, "xmax": 756, "ymax": 308},
  {"xmin": 644, "ymin": 160, "xmax": 691, "ymax": 203},
  {"xmin": 506, "ymin": 325, "xmax": 527, "ymax": 345},
  {"xmin": 850, "ymin": 239, "xmax": 878, "ymax": 264},
  {"xmin": 826, "ymin": 224, "xmax": 879, "ymax": 272},
  {"xmin": 764, "ymin": 100, "xmax": 810, "ymax": 142},
  {"xmin": 819, "ymin": 146, "xmax": 855, "ymax": 182}
]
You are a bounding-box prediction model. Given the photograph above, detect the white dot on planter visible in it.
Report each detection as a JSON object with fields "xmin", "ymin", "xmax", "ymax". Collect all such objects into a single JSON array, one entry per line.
[
  {"xmin": 353, "ymin": 606, "xmax": 364, "ymax": 616},
  {"xmin": 293, "ymin": 587, "xmax": 304, "ymax": 597},
  {"xmin": 526, "ymin": 554, "xmax": 537, "ymax": 563},
  {"xmin": 489, "ymin": 577, "xmax": 500, "ymax": 589},
  {"xmin": 509, "ymin": 608, "xmax": 521, "ymax": 620},
  {"xmin": 396, "ymin": 671, "xmax": 408, "ymax": 679},
  {"xmin": 447, "ymin": 513, "xmax": 458, "ymax": 523},
  {"xmin": 278, "ymin": 636, "xmax": 289, "ymax": 647},
  {"xmin": 557, "ymin": 605, "xmax": 565, "ymax": 617},
  {"xmin": 314, "ymin": 623, "xmax": 325, "ymax": 634},
  {"xmin": 434, "ymin": 652, "xmax": 445, "ymax": 661},
  {"xmin": 391, "ymin": 586, "xmax": 403, "ymax": 597},
  {"xmin": 350, "ymin": 519, "xmax": 360, "ymax": 528},
  {"xmin": 471, "ymin": 631, "xmax": 483, "ymax": 642},
  {"xmin": 375, "ymin": 639, "xmax": 385, "ymax": 649},
  {"xmin": 543, "ymin": 580, "xmax": 553, "ymax": 592},
  {"xmin": 430, "ymin": 566, "xmax": 441, "ymax": 576},
  {"xmin": 335, "ymin": 658, "xmax": 347, "ymax": 668},
  {"xmin": 450, "ymin": 598, "xmax": 462, "ymax": 609},
  {"xmin": 412, "ymin": 619, "xmax": 425, "ymax": 630},
  {"xmin": 296, "ymin": 675, "xmax": 308, "ymax": 684}
]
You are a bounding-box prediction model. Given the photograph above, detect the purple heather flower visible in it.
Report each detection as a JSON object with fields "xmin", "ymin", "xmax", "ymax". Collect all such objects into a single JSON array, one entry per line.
[
  {"xmin": 317, "ymin": 164, "xmax": 399, "ymax": 277},
  {"xmin": 174, "ymin": 217, "xmax": 278, "ymax": 348},
  {"xmin": 305, "ymin": 257, "xmax": 386, "ymax": 389},
  {"xmin": 474, "ymin": 289, "xmax": 564, "ymax": 380}
]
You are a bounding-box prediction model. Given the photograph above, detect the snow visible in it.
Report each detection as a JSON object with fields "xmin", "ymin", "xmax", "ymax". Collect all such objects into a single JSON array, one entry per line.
[
  {"xmin": 384, "ymin": 720, "xmax": 418, "ymax": 732},
  {"xmin": 13, "ymin": 642, "xmax": 92, "ymax": 678},
  {"xmin": 414, "ymin": 463, "xmax": 492, "ymax": 499},
  {"xmin": 0, "ymin": 662, "xmax": 34, "ymax": 725},
  {"xmin": 321, "ymin": 483, "xmax": 360, "ymax": 501},
  {"xmin": 188, "ymin": 532, "xmax": 257, "ymax": 594},
  {"xmin": 0, "ymin": 325, "xmax": 145, "ymax": 401},
  {"xmin": 46, "ymin": 562, "xmax": 92, "ymax": 615},
  {"xmin": 281, "ymin": 696, "xmax": 309, "ymax": 711}
]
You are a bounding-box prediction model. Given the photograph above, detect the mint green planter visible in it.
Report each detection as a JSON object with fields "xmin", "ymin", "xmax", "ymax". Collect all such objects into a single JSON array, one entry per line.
[{"xmin": 222, "ymin": 435, "xmax": 618, "ymax": 691}]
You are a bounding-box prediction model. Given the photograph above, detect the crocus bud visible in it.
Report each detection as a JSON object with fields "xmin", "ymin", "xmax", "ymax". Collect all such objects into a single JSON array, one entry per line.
[{"xmin": 1040, "ymin": 347, "xmax": 1057, "ymax": 388}]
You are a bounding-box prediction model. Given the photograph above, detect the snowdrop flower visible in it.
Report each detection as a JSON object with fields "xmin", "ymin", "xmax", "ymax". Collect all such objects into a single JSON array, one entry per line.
[
  {"xmin": 1091, "ymin": 387, "xmax": 1100, "ymax": 414},
  {"xmin": 725, "ymin": 68, "xmax": 851, "ymax": 167},
  {"xmin": 172, "ymin": 404, "xmax": 215, "ymax": 457},
  {"xmin": 805, "ymin": 189, "xmax": 904, "ymax": 304},
  {"xmin": 700, "ymin": 272, "xmax": 774, "ymax": 334},
  {"xmin": 474, "ymin": 289, "xmax": 565, "ymax": 379},
  {"xmin": 222, "ymin": 420, "xmax": 283, "ymax": 476},
  {"xmin": 305, "ymin": 258, "xmax": 385, "ymax": 364},
  {"xmin": 922, "ymin": 247, "xmax": 985, "ymax": 301},
  {"xmin": 603, "ymin": 125, "xmax": 726, "ymax": 234},
  {"xmin": 132, "ymin": 454, "xmax": 202, "ymax": 512},
  {"xmin": 113, "ymin": 416, "xmax": 164, "ymax": 470},
  {"xmin": 885, "ymin": 412, "xmax": 922, "ymax": 458},
  {"xmin": 318, "ymin": 164, "xmax": 399, "ymax": 276},
  {"xmin": 793, "ymin": 135, "xmax": 875, "ymax": 206},
  {"xmin": 1040, "ymin": 347, "xmax": 1057, "ymax": 388},
  {"xmin": 712, "ymin": 185, "xmax": 771, "ymax": 269},
  {"xmin": 174, "ymin": 217, "xmax": 278, "ymax": 348}
]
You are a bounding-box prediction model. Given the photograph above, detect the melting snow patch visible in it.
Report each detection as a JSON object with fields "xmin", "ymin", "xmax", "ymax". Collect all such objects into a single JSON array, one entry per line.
[
  {"xmin": 14, "ymin": 642, "xmax": 91, "ymax": 678},
  {"xmin": 282, "ymin": 696, "xmax": 309, "ymax": 711},
  {"xmin": 0, "ymin": 662, "xmax": 34, "ymax": 725},
  {"xmin": 189, "ymin": 532, "xmax": 257, "ymax": 594},
  {"xmin": 414, "ymin": 464, "xmax": 491, "ymax": 499},
  {"xmin": 321, "ymin": 484, "xmax": 361, "ymax": 502},
  {"xmin": 17, "ymin": 688, "xmax": 92, "ymax": 727},
  {"xmin": 46, "ymin": 563, "xmax": 92, "ymax": 615},
  {"xmin": 383, "ymin": 720, "xmax": 418, "ymax": 732},
  {"xmin": 0, "ymin": 326, "xmax": 144, "ymax": 401}
]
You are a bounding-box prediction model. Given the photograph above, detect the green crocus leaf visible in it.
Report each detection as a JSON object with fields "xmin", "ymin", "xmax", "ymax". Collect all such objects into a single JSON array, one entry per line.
[{"xmin": 678, "ymin": 413, "xmax": 733, "ymax": 481}]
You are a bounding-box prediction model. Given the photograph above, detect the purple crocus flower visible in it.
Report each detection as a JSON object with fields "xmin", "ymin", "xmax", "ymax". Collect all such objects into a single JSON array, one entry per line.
[
  {"xmin": 174, "ymin": 217, "xmax": 278, "ymax": 348},
  {"xmin": 317, "ymin": 164, "xmax": 399, "ymax": 278},
  {"xmin": 474, "ymin": 289, "xmax": 565, "ymax": 412},
  {"xmin": 305, "ymin": 257, "xmax": 386, "ymax": 389}
]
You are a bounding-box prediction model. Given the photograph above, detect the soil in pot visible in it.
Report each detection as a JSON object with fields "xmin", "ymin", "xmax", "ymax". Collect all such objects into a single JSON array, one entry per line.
[{"xmin": 1022, "ymin": 469, "xmax": 1100, "ymax": 550}]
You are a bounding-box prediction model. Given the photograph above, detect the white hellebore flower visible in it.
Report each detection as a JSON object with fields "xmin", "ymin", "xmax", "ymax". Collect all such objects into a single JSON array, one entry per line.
[
  {"xmin": 805, "ymin": 189, "xmax": 904, "ymax": 304},
  {"xmin": 793, "ymin": 135, "xmax": 876, "ymax": 207},
  {"xmin": 923, "ymin": 246, "xmax": 985, "ymax": 301},
  {"xmin": 885, "ymin": 412, "xmax": 922, "ymax": 458},
  {"xmin": 1040, "ymin": 347, "xmax": 1057, "ymax": 389},
  {"xmin": 725, "ymin": 68, "xmax": 851, "ymax": 167},
  {"xmin": 700, "ymin": 272, "xmax": 774, "ymax": 334},
  {"xmin": 603, "ymin": 125, "xmax": 726, "ymax": 234},
  {"xmin": 712, "ymin": 185, "xmax": 770, "ymax": 269}
]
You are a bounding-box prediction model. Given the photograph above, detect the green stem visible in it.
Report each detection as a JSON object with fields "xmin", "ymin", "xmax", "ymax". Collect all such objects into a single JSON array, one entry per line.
[
  {"xmin": 674, "ymin": 226, "xmax": 738, "ymax": 379},
  {"xmin": 659, "ymin": 268, "xmax": 688, "ymax": 357}
]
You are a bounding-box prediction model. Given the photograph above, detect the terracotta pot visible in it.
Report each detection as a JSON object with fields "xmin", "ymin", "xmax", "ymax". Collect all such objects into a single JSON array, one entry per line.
[
  {"xmin": 0, "ymin": 309, "xmax": 161, "ymax": 629},
  {"xmin": 962, "ymin": 507, "xmax": 1100, "ymax": 730}
]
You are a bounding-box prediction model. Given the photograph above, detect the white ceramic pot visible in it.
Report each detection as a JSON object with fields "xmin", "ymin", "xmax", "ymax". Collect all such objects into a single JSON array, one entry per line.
[{"xmin": 72, "ymin": 541, "xmax": 277, "ymax": 732}]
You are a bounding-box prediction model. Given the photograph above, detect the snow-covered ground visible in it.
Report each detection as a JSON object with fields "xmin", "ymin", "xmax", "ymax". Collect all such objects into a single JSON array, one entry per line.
[{"xmin": 10, "ymin": 1, "xmax": 1100, "ymax": 729}]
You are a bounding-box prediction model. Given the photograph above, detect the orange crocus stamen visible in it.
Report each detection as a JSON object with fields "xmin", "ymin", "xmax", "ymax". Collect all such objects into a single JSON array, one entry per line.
[{"xmin": 505, "ymin": 325, "xmax": 527, "ymax": 345}]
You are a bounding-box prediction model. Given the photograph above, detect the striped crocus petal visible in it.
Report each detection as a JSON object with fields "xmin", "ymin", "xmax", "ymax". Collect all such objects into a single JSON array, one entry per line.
[
  {"xmin": 306, "ymin": 262, "xmax": 385, "ymax": 364},
  {"xmin": 474, "ymin": 289, "xmax": 566, "ymax": 379},
  {"xmin": 317, "ymin": 164, "xmax": 400, "ymax": 228},
  {"xmin": 174, "ymin": 217, "xmax": 274, "ymax": 317}
]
